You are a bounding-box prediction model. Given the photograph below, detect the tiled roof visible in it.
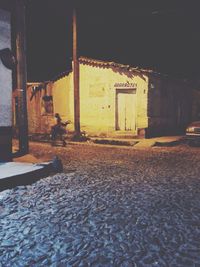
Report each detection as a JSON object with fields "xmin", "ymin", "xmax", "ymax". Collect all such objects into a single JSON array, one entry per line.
[
  {"xmin": 79, "ymin": 57, "xmax": 157, "ymax": 75},
  {"xmin": 52, "ymin": 57, "xmax": 159, "ymax": 82},
  {"xmin": 52, "ymin": 57, "xmax": 189, "ymax": 83},
  {"xmin": 78, "ymin": 57, "xmax": 190, "ymax": 83}
]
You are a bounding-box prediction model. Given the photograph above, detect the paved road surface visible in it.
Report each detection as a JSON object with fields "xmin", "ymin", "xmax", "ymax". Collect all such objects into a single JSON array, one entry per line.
[{"xmin": 0, "ymin": 142, "xmax": 200, "ymax": 266}]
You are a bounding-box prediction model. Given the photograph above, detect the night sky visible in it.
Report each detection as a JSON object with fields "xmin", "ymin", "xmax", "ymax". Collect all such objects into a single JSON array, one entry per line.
[{"xmin": 26, "ymin": 0, "xmax": 200, "ymax": 82}]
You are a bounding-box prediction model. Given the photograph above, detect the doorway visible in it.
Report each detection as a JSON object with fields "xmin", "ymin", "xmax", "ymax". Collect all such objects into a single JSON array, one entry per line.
[{"xmin": 116, "ymin": 89, "xmax": 136, "ymax": 131}]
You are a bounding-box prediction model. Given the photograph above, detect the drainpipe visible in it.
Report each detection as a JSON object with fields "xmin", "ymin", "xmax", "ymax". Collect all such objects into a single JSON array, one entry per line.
[
  {"xmin": 15, "ymin": 0, "xmax": 29, "ymax": 155},
  {"xmin": 73, "ymin": 7, "xmax": 81, "ymax": 138}
]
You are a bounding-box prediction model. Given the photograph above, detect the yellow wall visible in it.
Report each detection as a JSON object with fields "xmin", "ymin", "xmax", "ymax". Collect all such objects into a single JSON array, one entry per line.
[
  {"xmin": 26, "ymin": 62, "xmax": 150, "ymax": 137},
  {"xmin": 76, "ymin": 64, "xmax": 149, "ymax": 136},
  {"xmin": 52, "ymin": 73, "xmax": 74, "ymax": 131},
  {"xmin": 25, "ymin": 64, "xmax": 149, "ymax": 137}
]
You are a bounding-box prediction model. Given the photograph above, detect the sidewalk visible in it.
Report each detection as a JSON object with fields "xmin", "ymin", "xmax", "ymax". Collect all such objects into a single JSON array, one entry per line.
[
  {"xmin": 90, "ymin": 136, "xmax": 184, "ymax": 148},
  {"xmin": 28, "ymin": 132, "xmax": 185, "ymax": 148}
]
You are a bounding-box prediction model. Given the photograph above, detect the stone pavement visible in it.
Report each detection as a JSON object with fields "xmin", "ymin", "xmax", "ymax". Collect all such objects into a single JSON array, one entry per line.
[{"xmin": 0, "ymin": 142, "xmax": 200, "ymax": 266}]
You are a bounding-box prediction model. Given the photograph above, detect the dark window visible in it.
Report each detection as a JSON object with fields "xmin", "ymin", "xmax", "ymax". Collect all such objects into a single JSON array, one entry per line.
[{"xmin": 42, "ymin": 95, "xmax": 53, "ymax": 115}]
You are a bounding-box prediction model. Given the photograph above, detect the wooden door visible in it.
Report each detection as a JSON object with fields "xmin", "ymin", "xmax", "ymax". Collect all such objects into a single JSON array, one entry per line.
[{"xmin": 117, "ymin": 92, "xmax": 136, "ymax": 131}]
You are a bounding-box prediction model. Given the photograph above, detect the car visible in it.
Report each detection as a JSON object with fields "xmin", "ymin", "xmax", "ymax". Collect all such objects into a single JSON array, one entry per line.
[
  {"xmin": 185, "ymin": 121, "xmax": 200, "ymax": 146},
  {"xmin": 186, "ymin": 121, "xmax": 200, "ymax": 136}
]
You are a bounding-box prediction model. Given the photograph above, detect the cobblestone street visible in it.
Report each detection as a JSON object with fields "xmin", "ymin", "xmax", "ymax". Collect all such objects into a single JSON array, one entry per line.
[{"xmin": 1, "ymin": 142, "xmax": 200, "ymax": 266}]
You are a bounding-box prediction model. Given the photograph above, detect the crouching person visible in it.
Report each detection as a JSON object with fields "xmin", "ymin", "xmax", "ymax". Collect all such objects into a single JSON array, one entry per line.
[{"xmin": 50, "ymin": 113, "xmax": 70, "ymax": 146}]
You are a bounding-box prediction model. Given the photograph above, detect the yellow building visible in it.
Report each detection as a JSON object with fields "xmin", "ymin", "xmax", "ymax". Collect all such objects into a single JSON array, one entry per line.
[{"xmin": 23, "ymin": 57, "xmax": 192, "ymax": 138}]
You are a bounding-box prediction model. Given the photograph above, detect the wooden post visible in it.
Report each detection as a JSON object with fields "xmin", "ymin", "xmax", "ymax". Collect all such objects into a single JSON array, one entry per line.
[
  {"xmin": 15, "ymin": 0, "xmax": 29, "ymax": 154},
  {"xmin": 73, "ymin": 7, "xmax": 80, "ymax": 136}
]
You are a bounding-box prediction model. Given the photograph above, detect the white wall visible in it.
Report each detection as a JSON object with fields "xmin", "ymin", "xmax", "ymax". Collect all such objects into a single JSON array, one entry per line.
[{"xmin": 0, "ymin": 8, "xmax": 12, "ymax": 127}]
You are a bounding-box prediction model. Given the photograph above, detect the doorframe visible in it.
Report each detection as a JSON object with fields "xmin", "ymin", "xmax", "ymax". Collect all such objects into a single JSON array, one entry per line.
[{"xmin": 115, "ymin": 89, "xmax": 136, "ymax": 131}]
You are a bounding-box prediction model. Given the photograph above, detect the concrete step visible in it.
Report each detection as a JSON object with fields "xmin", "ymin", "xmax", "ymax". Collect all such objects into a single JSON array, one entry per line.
[
  {"xmin": 0, "ymin": 161, "xmax": 52, "ymax": 192},
  {"xmin": 0, "ymin": 152, "xmax": 54, "ymax": 192},
  {"xmin": 134, "ymin": 139, "xmax": 156, "ymax": 148}
]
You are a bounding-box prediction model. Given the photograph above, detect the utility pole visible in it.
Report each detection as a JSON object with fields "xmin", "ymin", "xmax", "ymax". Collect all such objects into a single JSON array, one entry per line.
[
  {"xmin": 15, "ymin": 0, "xmax": 29, "ymax": 154},
  {"xmin": 73, "ymin": 7, "xmax": 81, "ymax": 137}
]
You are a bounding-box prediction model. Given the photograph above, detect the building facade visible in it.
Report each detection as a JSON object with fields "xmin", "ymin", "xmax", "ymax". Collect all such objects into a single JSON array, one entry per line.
[
  {"xmin": 23, "ymin": 57, "xmax": 192, "ymax": 138},
  {"xmin": 1, "ymin": 0, "xmax": 28, "ymax": 160}
]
